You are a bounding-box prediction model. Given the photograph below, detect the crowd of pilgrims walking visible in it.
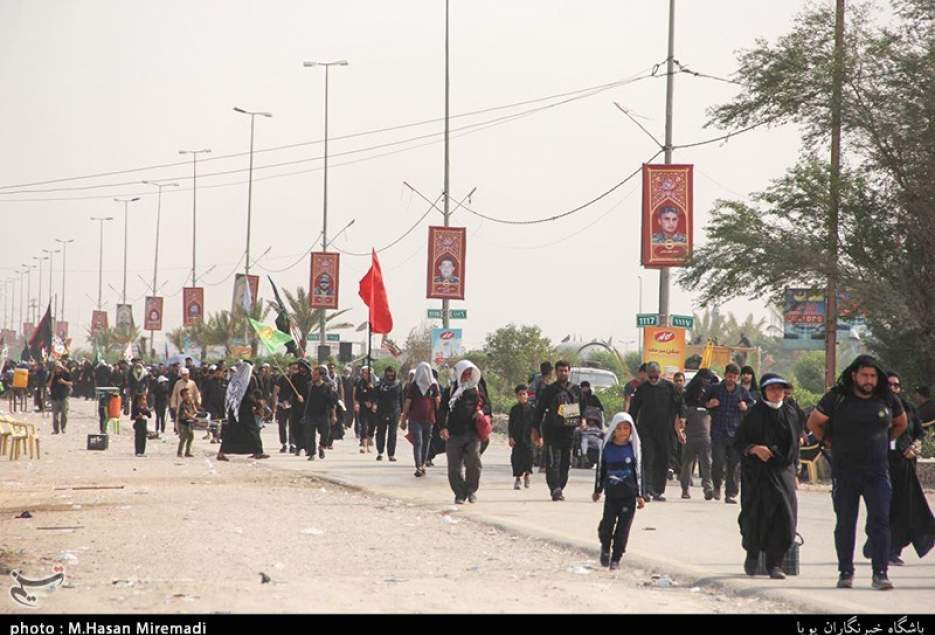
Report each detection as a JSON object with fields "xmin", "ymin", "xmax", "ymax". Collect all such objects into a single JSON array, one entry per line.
[{"xmin": 3, "ymin": 351, "xmax": 933, "ymax": 588}]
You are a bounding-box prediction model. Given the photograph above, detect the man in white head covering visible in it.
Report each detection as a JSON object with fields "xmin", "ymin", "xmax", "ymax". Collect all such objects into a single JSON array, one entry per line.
[
  {"xmin": 401, "ymin": 362, "xmax": 441, "ymax": 476},
  {"xmin": 438, "ymin": 360, "xmax": 490, "ymax": 504},
  {"xmin": 169, "ymin": 367, "xmax": 201, "ymax": 433}
]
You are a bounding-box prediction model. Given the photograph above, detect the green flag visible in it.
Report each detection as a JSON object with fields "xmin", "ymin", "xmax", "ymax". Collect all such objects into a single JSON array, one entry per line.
[{"xmin": 249, "ymin": 318, "xmax": 295, "ymax": 355}]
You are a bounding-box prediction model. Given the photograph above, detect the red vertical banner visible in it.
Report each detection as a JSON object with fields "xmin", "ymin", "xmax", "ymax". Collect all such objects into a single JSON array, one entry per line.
[
  {"xmin": 641, "ymin": 164, "xmax": 693, "ymax": 268},
  {"xmin": 91, "ymin": 311, "xmax": 108, "ymax": 334},
  {"xmin": 231, "ymin": 274, "xmax": 260, "ymax": 312},
  {"xmin": 426, "ymin": 226, "xmax": 466, "ymax": 300},
  {"xmin": 55, "ymin": 321, "xmax": 69, "ymax": 339},
  {"xmin": 309, "ymin": 252, "xmax": 340, "ymax": 310},
  {"xmin": 182, "ymin": 287, "xmax": 204, "ymax": 326},
  {"xmin": 144, "ymin": 297, "xmax": 164, "ymax": 331}
]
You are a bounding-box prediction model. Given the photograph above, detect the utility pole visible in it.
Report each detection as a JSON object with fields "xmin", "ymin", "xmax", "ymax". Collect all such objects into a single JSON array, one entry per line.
[
  {"xmin": 658, "ymin": 0, "xmax": 676, "ymax": 327},
  {"xmin": 91, "ymin": 217, "xmax": 114, "ymax": 310},
  {"xmin": 54, "ymin": 239, "xmax": 74, "ymax": 325},
  {"xmin": 442, "ymin": 0, "xmax": 452, "ymax": 330},
  {"xmin": 233, "ymin": 108, "xmax": 272, "ymax": 278},
  {"xmin": 179, "ymin": 149, "xmax": 212, "ymax": 287},
  {"xmin": 142, "ymin": 181, "xmax": 178, "ymax": 356},
  {"xmin": 42, "ymin": 249, "xmax": 60, "ymax": 323},
  {"xmin": 825, "ymin": 0, "xmax": 846, "ymax": 389},
  {"xmin": 114, "ymin": 197, "xmax": 140, "ymax": 304}
]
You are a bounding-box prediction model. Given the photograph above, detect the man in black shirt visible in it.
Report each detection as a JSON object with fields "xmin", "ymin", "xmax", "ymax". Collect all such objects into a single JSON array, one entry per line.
[
  {"xmin": 273, "ymin": 364, "xmax": 298, "ymax": 453},
  {"xmin": 48, "ymin": 362, "xmax": 73, "ymax": 434},
  {"xmin": 533, "ymin": 360, "xmax": 586, "ymax": 502},
  {"xmin": 290, "ymin": 361, "xmax": 310, "ymax": 456},
  {"xmin": 629, "ymin": 362, "xmax": 685, "ymax": 501},
  {"xmin": 807, "ymin": 355, "xmax": 908, "ymax": 591},
  {"xmin": 303, "ymin": 365, "xmax": 337, "ymax": 460},
  {"xmin": 354, "ymin": 367, "xmax": 378, "ymax": 454}
]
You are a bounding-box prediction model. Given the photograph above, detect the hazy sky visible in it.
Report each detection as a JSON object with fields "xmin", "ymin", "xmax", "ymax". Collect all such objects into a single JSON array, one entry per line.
[{"xmin": 0, "ymin": 0, "xmax": 818, "ymax": 353}]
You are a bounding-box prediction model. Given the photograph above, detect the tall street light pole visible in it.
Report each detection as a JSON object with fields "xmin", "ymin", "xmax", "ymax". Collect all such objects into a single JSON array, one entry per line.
[
  {"xmin": 658, "ymin": 0, "xmax": 677, "ymax": 328},
  {"xmin": 142, "ymin": 181, "xmax": 178, "ymax": 353},
  {"xmin": 179, "ymin": 149, "xmax": 212, "ymax": 287},
  {"xmin": 17, "ymin": 268, "xmax": 26, "ymax": 332},
  {"xmin": 41, "ymin": 248, "xmax": 60, "ymax": 322},
  {"xmin": 33, "ymin": 255, "xmax": 48, "ymax": 317},
  {"xmin": 303, "ymin": 59, "xmax": 348, "ymax": 356},
  {"xmin": 91, "ymin": 217, "xmax": 114, "ymax": 310},
  {"xmin": 233, "ymin": 108, "xmax": 272, "ymax": 278},
  {"xmin": 114, "ymin": 197, "xmax": 140, "ymax": 304},
  {"xmin": 54, "ymin": 239, "xmax": 74, "ymax": 325},
  {"xmin": 21, "ymin": 265, "xmax": 33, "ymax": 327},
  {"xmin": 442, "ymin": 0, "xmax": 452, "ymax": 329}
]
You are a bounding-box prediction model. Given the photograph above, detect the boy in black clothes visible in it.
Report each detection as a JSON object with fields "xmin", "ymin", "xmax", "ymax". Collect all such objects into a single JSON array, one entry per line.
[
  {"xmin": 131, "ymin": 393, "xmax": 152, "ymax": 457},
  {"xmin": 593, "ymin": 412, "xmax": 646, "ymax": 569},
  {"xmin": 509, "ymin": 384, "xmax": 535, "ymax": 490}
]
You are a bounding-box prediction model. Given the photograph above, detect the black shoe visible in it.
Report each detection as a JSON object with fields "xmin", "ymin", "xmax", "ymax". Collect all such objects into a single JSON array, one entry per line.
[
  {"xmin": 609, "ymin": 560, "xmax": 620, "ymax": 571},
  {"xmin": 837, "ymin": 572, "xmax": 854, "ymax": 589},
  {"xmin": 667, "ymin": 469, "xmax": 675, "ymax": 481},
  {"xmin": 713, "ymin": 490, "xmax": 721, "ymax": 501},
  {"xmin": 872, "ymin": 573, "xmax": 894, "ymax": 590},
  {"xmin": 289, "ymin": 445, "xmax": 296, "ymax": 453},
  {"xmin": 704, "ymin": 491, "xmax": 714, "ymax": 501},
  {"xmin": 280, "ymin": 445, "xmax": 288, "ymax": 454},
  {"xmin": 455, "ymin": 497, "xmax": 466, "ymax": 505},
  {"xmin": 744, "ymin": 557, "xmax": 757, "ymax": 576},
  {"xmin": 318, "ymin": 447, "xmax": 325, "ymax": 459},
  {"xmin": 376, "ymin": 455, "xmax": 383, "ymax": 461},
  {"xmin": 308, "ymin": 455, "xmax": 316, "ymax": 461},
  {"xmin": 768, "ymin": 567, "xmax": 786, "ymax": 580},
  {"xmin": 681, "ymin": 489, "xmax": 691, "ymax": 499},
  {"xmin": 862, "ymin": 541, "xmax": 873, "ymax": 559},
  {"xmin": 415, "ymin": 470, "xmax": 424, "ymax": 478},
  {"xmin": 468, "ymin": 494, "xmax": 477, "ymax": 504},
  {"xmin": 425, "ymin": 460, "xmax": 434, "ymax": 467},
  {"xmin": 725, "ymin": 497, "xmax": 737, "ymax": 504},
  {"xmin": 653, "ymin": 495, "xmax": 666, "ymax": 502},
  {"xmin": 551, "ymin": 489, "xmax": 563, "ymax": 502},
  {"xmin": 389, "ymin": 456, "xmax": 397, "ymax": 462},
  {"xmin": 600, "ymin": 550, "xmax": 610, "ymax": 567},
  {"xmin": 890, "ymin": 555, "xmax": 905, "ymax": 566}
]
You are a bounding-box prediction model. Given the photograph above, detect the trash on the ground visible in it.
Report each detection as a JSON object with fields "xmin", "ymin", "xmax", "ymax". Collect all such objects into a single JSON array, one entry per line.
[
  {"xmin": 259, "ymin": 572, "xmax": 271, "ymax": 584},
  {"xmin": 642, "ymin": 526, "xmax": 657, "ymax": 531},
  {"xmin": 273, "ymin": 562, "xmax": 285, "ymax": 570},
  {"xmin": 445, "ymin": 505, "xmax": 459, "ymax": 513},
  {"xmin": 301, "ymin": 528, "xmax": 324, "ymax": 535},
  {"xmin": 690, "ymin": 587, "xmax": 701, "ymax": 593},
  {"xmin": 56, "ymin": 551, "xmax": 79, "ymax": 564},
  {"xmin": 467, "ymin": 564, "xmax": 481, "ymax": 572},
  {"xmin": 567, "ymin": 565, "xmax": 592, "ymax": 575},
  {"xmin": 112, "ymin": 579, "xmax": 137, "ymax": 588},
  {"xmin": 37, "ymin": 526, "xmax": 82, "ymax": 532},
  {"xmin": 652, "ymin": 575, "xmax": 675, "ymax": 588},
  {"xmin": 319, "ymin": 488, "xmax": 328, "ymax": 493},
  {"xmin": 442, "ymin": 515, "xmax": 461, "ymax": 525},
  {"xmin": 16, "ymin": 511, "xmax": 32, "ymax": 519},
  {"xmin": 384, "ymin": 576, "xmax": 403, "ymax": 583}
]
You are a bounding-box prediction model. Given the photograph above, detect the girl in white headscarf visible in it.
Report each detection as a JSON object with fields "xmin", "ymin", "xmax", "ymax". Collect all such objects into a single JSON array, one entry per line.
[
  {"xmin": 592, "ymin": 413, "xmax": 646, "ymax": 569},
  {"xmin": 438, "ymin": 360, "xmax": 490, "ymax": 504},
  {"xmin": 401, "ymin": 362, "xmax": 441, "ymax": 477}
]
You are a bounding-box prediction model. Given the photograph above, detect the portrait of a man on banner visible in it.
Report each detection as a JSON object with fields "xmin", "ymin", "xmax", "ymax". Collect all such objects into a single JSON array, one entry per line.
[
  {"xmin": 309, "ymin": 252, "xmax": 340, "ymax": 310},
  {"xmin": 115, "ymin": 304, "xmax": 134, "ymax": 333},
  {"xmin": 426, "ymin": 226, "xmax": 466, "ymax": 300},
  {"xmin": 183, "ymin": 287, "xmax": 204, "ymax": 326},
  {"xmin": 641, "ymin": 164, "xmax": 693, "ymax": 268},
  {"xmin": 231, "ymin": 274, "xmax": 259, "ymax": 313},
  {"xmin": 91, "ymin": 311, "xmax": 108, "ymax": 334},
  {"xmin": 144, "ymin": 296, "xmax": 164, "ymax": 331}
]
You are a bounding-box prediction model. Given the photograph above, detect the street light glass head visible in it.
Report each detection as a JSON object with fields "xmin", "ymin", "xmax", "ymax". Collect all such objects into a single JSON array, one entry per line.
[{"xmin": 233, "ymin": 106, "xmax": 247, "ymax": 113}]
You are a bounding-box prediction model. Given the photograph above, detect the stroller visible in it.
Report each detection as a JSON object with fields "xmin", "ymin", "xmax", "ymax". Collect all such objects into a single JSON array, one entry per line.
[{"xmin": 572, "ymin": 406, "xmax": 605, "ymax": 468}]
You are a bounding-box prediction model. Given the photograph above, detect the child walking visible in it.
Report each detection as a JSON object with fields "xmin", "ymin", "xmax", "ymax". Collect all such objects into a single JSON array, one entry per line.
[
  {"xmin": 508, "ymin": 384, "xmax": 535, "ymax": 490},
  {"xmin": 593, "ymin": 412, "xmax": 645, "ymax": 570},
  {"xmin": 131, "ymin": 393, "xmax": 151, "ymax": 457},
  {"xmin": 176, "ymin": 388, "xmax": 197, "ymax": 458}
]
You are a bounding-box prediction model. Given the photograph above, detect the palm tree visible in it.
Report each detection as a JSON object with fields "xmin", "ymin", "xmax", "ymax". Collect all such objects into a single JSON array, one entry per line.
[
  {"xmin": 278, "ymin": 287, "xmax": 354, "ymax": 355},
  {"xmin": 202, "ymin": 311, "xmax": 239, "ymax": 356}
]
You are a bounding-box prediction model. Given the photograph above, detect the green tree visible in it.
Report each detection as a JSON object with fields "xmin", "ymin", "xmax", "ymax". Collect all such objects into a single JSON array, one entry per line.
[
  {"xmin": 483, "ymin": 324, "xmax": 554, "ymax": 390},
  {"xmin": 793, "ymin": 351, "xmax": 827, "ymax": 394},
  {"xmin": 680, "ymin": 1, "xmax": 935, "ymax": 386}
]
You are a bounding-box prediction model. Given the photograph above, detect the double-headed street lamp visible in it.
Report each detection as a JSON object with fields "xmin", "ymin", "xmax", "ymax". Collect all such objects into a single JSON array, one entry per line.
[
  {"xmin": 178, "ymin": 149, "xmax": 212, "ymax": 287},
  {"xmin": 303, "ymin": 59, "xmax": 348, "ymax": 355},
  {"xmin": 114, "ymin": 197, "xmax": 140, "ymax": 304},
  {"xmin": 233, "ymin": 107, "xmax": 272, "ymax": 278},
  {"xmin": 90, "ymin": 217, "xmax": 114, "ymax": 310}
]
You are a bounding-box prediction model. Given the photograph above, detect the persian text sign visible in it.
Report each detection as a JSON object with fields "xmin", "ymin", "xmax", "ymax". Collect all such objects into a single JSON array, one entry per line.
[
  {"xmin": 427, "ymin": 226, "xmax": 466, "ymax": 300},
  {"xmin": 309, "ymin": 252, "xmax": 340, "ymax": 310},
  {"xmin": 642, "ymin": 326, "xmax": 687, "ymax": 378},
  {"xmin": 641, "ymin": 164, "xmax": 693, "ymax": 268}
]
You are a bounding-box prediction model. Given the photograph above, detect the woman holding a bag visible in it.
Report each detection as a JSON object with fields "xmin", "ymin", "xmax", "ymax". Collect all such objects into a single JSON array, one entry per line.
[
  {"xmin": 438, "ymin": 360, "xmax": 491, "ymax": 505},
  {"xmin": 735, "ymin": 373, "xmax": 800, "ymax": 579}
]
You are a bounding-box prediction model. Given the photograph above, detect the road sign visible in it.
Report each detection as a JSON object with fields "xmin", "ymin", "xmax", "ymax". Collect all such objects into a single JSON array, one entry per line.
[
  {"xmin": 307, "ymin": 333, "xmax": 340, "ymax": 342},
  {"xmin": 636, "ymin": 313, "xmax": 660, "ymax": 328},
  {"xmin": 672, "ymin": 315, "xmax": 694, "ymax": 329},
  {"xmin": 427, "ymin": 309, "xmax": 467, "ymax": 319}
]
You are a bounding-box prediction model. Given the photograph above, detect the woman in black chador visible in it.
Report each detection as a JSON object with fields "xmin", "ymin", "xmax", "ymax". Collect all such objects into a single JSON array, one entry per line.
[
  {"xmin": 735, "ymin": 373, "xmax": 800, "ymax": 579},
  {"xmin": 217, "ymin": 360, "xmax": 269, "ymax": 462}
]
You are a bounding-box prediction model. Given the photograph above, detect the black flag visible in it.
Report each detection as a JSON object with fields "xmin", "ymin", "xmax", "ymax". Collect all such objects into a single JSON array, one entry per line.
[
  {"xmin": 29, "ymin": 304, "xmax": 53, "ymax": 361},
  {"xmin": 267, "ymin": 276, "xmax": 299, "ymax": 356}
]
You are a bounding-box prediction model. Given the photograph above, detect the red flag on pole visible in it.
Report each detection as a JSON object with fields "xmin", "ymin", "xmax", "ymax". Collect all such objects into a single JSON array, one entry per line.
[{"xmin": 358, "ymin": 250, "xmax": 393, "ymax": 334}]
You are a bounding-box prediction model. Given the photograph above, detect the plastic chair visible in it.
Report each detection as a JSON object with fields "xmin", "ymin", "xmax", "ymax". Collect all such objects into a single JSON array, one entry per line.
[
  {"xmin": 7, "ymin": 422, "xmax": 28, "ymax": 460},
  {"xmin": 0, "ymin": 420, "xmax": 11, "ymax": 457},
  {"xmin": 799, "ymin": 442, "xmax": 823, "ymax": 483},
  {"xmin": 20, "ymin": 422, "xmax": 40, "ymax": 459}
]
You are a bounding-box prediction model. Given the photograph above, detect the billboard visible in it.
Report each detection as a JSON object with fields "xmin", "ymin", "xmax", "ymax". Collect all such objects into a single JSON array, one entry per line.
[
  {"xmin": 642, "ymin": 326, "xmax": 687, "ymax": 379},
  {"xmin": 309, "ymin": 252, "xmax": 340, "ymax": 310},
  {"xmin": 783, "ymin": 288, "xmax": 867, "ymax": 350},
  {"xmin": 91, "ymin": 311, "xmax": 108, "ymax": 334},
  {"xmin": 183, "ymin": 287, "xmax": 204, "ymax": 326},
  {"xmin": 431, "ymin": 328, "xmax": 464, "ymax": 366},
  {"xmin": 144, "ymin": 296, "xmax": 164, "ymax": 331},
  {"xmin": 115, "ymin": 304, "xmax": 134, "ymax": 333},
  {"xmin": 231, "ymin": 274, "xmax": 260, "ymax": 313},
  {"xmin": 641, "ymin": 164, "xmax": 693, "ymax": 268},
  {"xmin": 427, "ymin": 226, "xmax": 466, "ymax": 300}
]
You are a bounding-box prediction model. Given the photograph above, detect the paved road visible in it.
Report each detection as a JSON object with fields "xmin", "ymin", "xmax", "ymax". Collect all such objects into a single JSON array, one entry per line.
[{"xmin": 260, "ymin": 426, "xmax": 935, "ymax": 614}]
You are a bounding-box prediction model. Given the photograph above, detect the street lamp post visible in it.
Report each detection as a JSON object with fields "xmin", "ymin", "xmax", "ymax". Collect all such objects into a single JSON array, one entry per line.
[
  {"xmin": 22, "ymin": 265, "xmax": 33, "ymax": 327},
  {"xmin": 178, "ymin": 149, "xmax": 212, "ymax": 287},
  {"xmin": 54, "ymin": 238, "xmax": 75, "ymax": 325},
  {"xmin": 33, "ymin": 255, "xmax": 48, "ymax": 317},
  {"xmin": 114, "ymin": 197, "xmax": 140, "ymax": 304},
  {"xmin": 303, "ymin": 59, "xmax": 348, "ymax": 357},
  {"xmin": 142, "ymin": 180, "xmax": 178, "ymax": 355},
  {"xmin": 233, "ymin": 108, "xmax": 272, "ymax": 279},
  {"xmin": 41, "ymin": 249, "xmax": 60, "ymax": 323},
  {"xmin": 90, "ymin": 217, "xmax": 114, "ymax": 310}
]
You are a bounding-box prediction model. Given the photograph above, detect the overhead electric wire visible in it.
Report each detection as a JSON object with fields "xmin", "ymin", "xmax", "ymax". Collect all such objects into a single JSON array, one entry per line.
[
  {"xmin": 332, "ymin": 193, "xmax": 444, "ymax": 257},
  {"xmin": 254, "ymin": 233, "xmax": 324, "ymax": 274},
  {"xmin": 0, "ymin": 70, "xmax": 656, "ymax": 193}
]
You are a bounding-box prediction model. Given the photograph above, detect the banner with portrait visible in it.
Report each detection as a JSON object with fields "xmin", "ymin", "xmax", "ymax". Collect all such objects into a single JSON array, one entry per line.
[
  {"xmin": 309, "ymin": 252, "xmax": 340, "ymax": 310},
  {"xmin": 641, "ymin": 164, "xmax": 693, "ymax": 268},
  {"xmin": 115, "ymin": 304, "xmax": 134, "ymax": 333},
  {"xmin": 91, "ymin": 310, "xmax": 108, "ymax": 334},
  {"xmin": 55, "ymin": 321, "xmax": 69, "ymax": 339},
  {"xmin": 426, "ymin": 226, "xmax": 466, "ymax": 300},
  {"xmin": 144, "ymin": 296, "xmax": 164, "ymax": 331},
  {"xmin": 231, "ymin": 274, "xmax": 259, "ymax": 313},
  {"xmin": 183, "ymin": 287, "xmax": 204, "ymax": 326}
]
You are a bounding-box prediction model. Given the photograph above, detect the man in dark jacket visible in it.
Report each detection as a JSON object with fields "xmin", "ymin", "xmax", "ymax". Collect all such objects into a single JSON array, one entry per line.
[
  {"xmin": 375, "ymin": 366, "xmax": 403, "ymax": 461},
  {"xmin": 438, "ymin": 361, "xmax": 490, "ymax": 505},
  {"xmin": 629, "ymin": 362, "xmax": 685, "ymax": 502},
  {"xmin": 533, "ymin": 360, "xmax": 586, "ymax": 502}
]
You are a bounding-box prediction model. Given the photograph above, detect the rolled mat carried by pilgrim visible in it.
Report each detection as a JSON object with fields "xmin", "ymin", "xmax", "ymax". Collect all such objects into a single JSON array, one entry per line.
[{"xmin": 755, "ymin": 533, "xmax": 804, "ymax": 576}]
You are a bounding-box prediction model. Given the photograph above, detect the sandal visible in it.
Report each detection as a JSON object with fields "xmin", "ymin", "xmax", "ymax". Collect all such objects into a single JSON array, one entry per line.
[{"xmin": 216, "ymin": 454, "xmax": 229, "ymax": 462}]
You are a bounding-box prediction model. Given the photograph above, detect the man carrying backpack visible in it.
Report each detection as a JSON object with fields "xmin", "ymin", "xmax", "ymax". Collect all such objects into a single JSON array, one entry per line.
[{"xmin": 807, "ymin": 355, "xmax": 908, "ymax": 591}]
